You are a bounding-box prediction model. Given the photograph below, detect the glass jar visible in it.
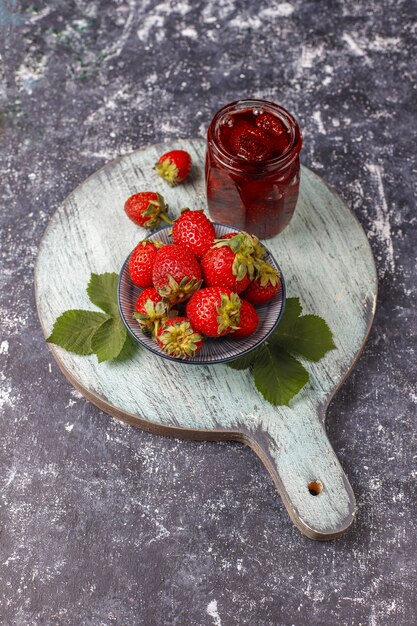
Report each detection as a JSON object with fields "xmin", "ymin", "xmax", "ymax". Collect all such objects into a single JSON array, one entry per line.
[{"xmin": 205, "ymin": 99, "xmax": 302, "ymax": 239}]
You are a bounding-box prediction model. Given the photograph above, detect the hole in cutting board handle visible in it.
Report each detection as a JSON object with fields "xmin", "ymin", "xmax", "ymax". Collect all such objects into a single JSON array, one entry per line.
[{"xmin": 308, "ymin": 480, "xmax": 323, "ymax": 496}]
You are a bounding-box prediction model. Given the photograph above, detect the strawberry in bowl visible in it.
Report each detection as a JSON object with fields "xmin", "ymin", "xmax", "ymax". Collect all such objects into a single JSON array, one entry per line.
[{"xmin": 118, "ymin": 219, "xmax": 285, "ymax": 364}]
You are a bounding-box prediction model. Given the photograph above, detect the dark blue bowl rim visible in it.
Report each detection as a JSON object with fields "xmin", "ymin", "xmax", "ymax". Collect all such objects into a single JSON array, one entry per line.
[{"xmin": 117, "ymin": 223, "xmax": 286, "ymax": 366}]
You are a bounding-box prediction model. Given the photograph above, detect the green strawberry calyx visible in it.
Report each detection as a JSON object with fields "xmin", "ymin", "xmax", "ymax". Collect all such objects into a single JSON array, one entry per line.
[
  {"xmin": 158, "ymin": 319, "xmax": 203, "ymax": 358},
  {"xmin": 217, "ymin": 291, "xmax": 242, "ymax": 334},
  {"xmin": 255, "ymin": 260, "xmax": 281, "ymax": 287},
  {"xmin": 155, "ymin": 158, "xmax": 180, "ymax": 186},
  {"xmin": 213, "ymin": 233, "xmax": 265, "ymax": 282},
  {"xmin": 133, "ymin": 299, "xmax": 176, "ymax": 336},
  {"xmin": 139, "ymin": 239, "xmax": 165, "ymax": 250},
  {"xmin": 157, "ymin": 274, "xmax": 203, "ymax": 304},
  {"xmin": 250, "ymin": 234, "xmax": 267, "ymax": 261},
  {"xmin": 142, "ymin": 193, "xmax": 172, "ymax": 227}
]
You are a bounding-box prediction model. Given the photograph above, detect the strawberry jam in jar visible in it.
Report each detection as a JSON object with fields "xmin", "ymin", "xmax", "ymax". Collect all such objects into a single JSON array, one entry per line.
[{"xmin": 206, "ymin": 99, "xmax": 302, "ymax": 239}]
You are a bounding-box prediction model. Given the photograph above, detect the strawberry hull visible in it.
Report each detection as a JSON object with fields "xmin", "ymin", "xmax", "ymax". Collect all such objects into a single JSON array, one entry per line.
[{"xmin": 157, "ymin": 316, "xmax": 203, "ymax": 358}]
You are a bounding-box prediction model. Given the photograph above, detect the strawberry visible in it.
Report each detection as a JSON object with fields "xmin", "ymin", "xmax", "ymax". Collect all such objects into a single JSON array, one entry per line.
[
  {"xmin": 202, "ymin": 246, "xmax": 251, "ymax": 294},
  {"xmin": 230, "ymin": 299, "xmax": 259, "ymax": 338},
  {"xmin": 255, "ymin": 113, "xmax": 289, "ymax": 154},
  {"xmin": 157, "ymin": 316, "xmax": 203, "ymax": 359},
  {"xmin": 201, "ymin": 233, "xmax": 258, "ymax": 294},
  {"xmin": 124, "ymin": 192, "xmax": 171, "ymax": 228},
  {"xmin": 152, "ymin": 244, "xmax": 202, "ymax": 304},
  {"xmin": 133, "ymin": 288, "xmax": 174, "ymax": 336},
  {"xmin": 229, "ymin": 122, "xmax": 271, "ymax": 161},
  {"xmin": 128, "ymin": 240, "xmax": 164, "ymax": 287},
  {"xmin": 172, "ymin": 209, "xmax": 215, "ymax": 258},
  {"xmin": 186, "ymin": 287, "xmax": 241, "ymax": 337},
  {"xmin": 135, "ymin": 287, "xmax": 162, "ymax": 312},
  {"xmin": 242, "ymin": 260, "xmax": 281, "ymax": 305},
  {"xmin": 155, "ymin": 150, "xmax": 192, "ymax": 185},
  {"xmin": 255, "ymin": 112, "xmax": 286, "ymax": 137}
]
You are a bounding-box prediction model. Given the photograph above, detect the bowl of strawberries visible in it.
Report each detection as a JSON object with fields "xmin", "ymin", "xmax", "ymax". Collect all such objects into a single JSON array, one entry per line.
[{"xmin": 118, "ymin": 210, "xmax": 286, "ymax": 364}]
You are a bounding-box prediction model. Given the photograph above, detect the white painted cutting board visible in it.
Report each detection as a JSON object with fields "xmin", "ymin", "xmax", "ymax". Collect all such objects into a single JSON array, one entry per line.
[{"xmin": 35, "ymin": 139, "xmax": 377, "ymax": 540}]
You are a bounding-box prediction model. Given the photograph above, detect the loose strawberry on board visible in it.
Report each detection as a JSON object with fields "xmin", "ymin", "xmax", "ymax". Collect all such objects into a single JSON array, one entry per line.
[
  {"xmin": 152, "ymin": 244, "xmax": 202, "ymax": 304},
  {"xmin": 172, "ymin": 209, "xmax": 215, "ymax": 258},
  {"xmin": 124, "ymin": 192, "xmax": 171, "ymax": 228},
  {"xmin": 186, "ymin": 287, "xmax": 241, "ymax": 337},
  {"xmin": 155, "ymin": 150, "xmax": 192, "ymax": 186},
  {"xmin": 128, "ymin": 240, "xmax": 164, "ymax": 287},
  {"xmin": 242, "ymin": 260, "xmax": 281, "ymax": 305},
  {"xmin": 201, "ymin": 232, "xmax": 258, "ymax": 294},
  {"xmin": 157, "ymin": 316, "xmax": 203, "ymax": 359},
  {"xmin": 230, "ymin": 299, "xmax": 259, "ymax": 339},
  {"xmin": 133, "ymin": 288, "xmax": 174, "ymax": 336}
]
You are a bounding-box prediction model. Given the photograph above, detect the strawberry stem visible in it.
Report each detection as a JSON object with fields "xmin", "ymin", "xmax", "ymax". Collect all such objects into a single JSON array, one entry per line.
[{"xmin": 160, "ymin": 213, "xmax": 174, "ymax": 225}]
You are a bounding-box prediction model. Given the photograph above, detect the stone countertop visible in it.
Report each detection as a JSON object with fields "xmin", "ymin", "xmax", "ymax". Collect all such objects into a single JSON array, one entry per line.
[{"xmin": 0, "ymin": 1, "xmax": 416, "ymax": 625}]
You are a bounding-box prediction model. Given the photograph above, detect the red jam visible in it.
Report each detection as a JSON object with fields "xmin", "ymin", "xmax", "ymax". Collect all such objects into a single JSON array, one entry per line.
[{"xmin": 205, "ymin": 100, "xmax": 302, "ymax": 239}]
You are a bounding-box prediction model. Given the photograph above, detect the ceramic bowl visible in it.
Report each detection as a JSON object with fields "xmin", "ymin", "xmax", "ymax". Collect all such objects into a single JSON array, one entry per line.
[{"xmin": 118, "ymin": 223, "xmax": 286, "ymax": 365}]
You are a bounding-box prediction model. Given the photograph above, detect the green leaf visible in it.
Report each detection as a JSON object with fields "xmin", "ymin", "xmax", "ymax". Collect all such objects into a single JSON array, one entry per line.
[
  {"xmin": 47, "ymin": 310, "xmax": 109, "ymax": 355},
  {"xmin": 113, "ymin": 333, "xmax": 138, "ymax": 362},
  {"xmin": 253, "ymin": 343, "xmax": 309, "ymax": 406},
  {"xmin": 274, "ymin": 297, "xmax": 302, "ymax": 335},
  {"xmin": 227, "ymin": 347, "xmax": 261, "ymax": 370},
  {"xmin": 87, "ymin": 273, "xmax": 119, "ymax": 317},
  {"xmin": 91, "ymin": 316, "xmax": 127, "ymax": 363},
  {"xmin": 273, "ymin": 313, "xmax": 336, "ymax": 362}
]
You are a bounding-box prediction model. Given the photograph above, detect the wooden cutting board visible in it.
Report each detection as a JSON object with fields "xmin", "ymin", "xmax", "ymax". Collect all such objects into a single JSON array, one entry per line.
[{"xmin": 35, "ymin": 139, "xmax": 377, "ymax": 540}]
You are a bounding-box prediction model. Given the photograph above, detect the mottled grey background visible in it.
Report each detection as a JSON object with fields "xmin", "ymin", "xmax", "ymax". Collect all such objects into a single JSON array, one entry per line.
[{"xmin": 1, "ymin": 1, "xmax": 416, "ymax": 624}]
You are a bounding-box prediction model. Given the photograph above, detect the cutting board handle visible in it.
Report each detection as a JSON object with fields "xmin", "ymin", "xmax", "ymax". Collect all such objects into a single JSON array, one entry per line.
[{"xmin": 242, "ymin": 409, "xmax": 356, "ymax": 540}]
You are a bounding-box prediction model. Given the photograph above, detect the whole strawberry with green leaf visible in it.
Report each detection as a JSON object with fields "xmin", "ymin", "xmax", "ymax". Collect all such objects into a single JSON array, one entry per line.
[
  {"xmin": 155, "ymin": 150, "xmax": 191, "ymax": 186},
  {"xmin": 243, "ymin": 260, "xmax": 281, "ymax": 305},
  {"xmin": 201, "ymin": 232, "xmax": 258, "ymax": 294},
  {"xmin": 152, "ymin": 244, "xmax": 202, "ymax": 304},
  {"xmin": 157, "ymin": 316, "xmax": 203, "ymax": 359},
  {"xmin": 124, "ymin": 192, "xmax": 170, "ymax": 228},
  {"xmin": 172, "ymin": 209, "xmax": 215, "ymax": 258},
  {"xmin": 133, "ymin": 287, "xmax": 174, "ymax": 337},
  {"xmin": 186, "ymin": 287, "xmax": 241, "ymax": 337}
]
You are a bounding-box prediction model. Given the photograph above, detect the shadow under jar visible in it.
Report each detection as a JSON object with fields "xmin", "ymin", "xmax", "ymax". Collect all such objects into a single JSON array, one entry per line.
[{"xmin": 206, "ymin": 99, "xmax": 302, "ymax": 239}]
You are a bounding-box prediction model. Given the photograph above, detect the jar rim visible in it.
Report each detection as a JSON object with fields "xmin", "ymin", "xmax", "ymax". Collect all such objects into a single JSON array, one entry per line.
[{"xmin": 207, "ymin": 99, "xmax": 302, "ymax": 172}]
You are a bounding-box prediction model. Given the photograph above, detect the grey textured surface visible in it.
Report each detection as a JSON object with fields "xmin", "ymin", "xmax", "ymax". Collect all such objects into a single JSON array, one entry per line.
[{"xmin": 0, "ymin": 1, "xmax": 416, "ymax": 625}]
